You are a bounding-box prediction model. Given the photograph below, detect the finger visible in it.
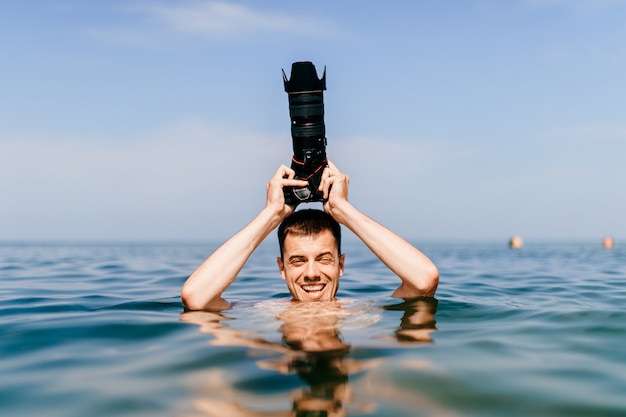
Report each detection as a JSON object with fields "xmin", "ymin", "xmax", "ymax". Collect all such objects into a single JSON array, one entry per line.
[
  {"xmin": 274, "ymin": 164, "xmax": 296, "ymax": 180},
  {"xmin": 282, "ymin": 178, "xmax": 308, "ymax": 187},
  {"xmin": 268, "ymin": 177, "xmax": 307, "ymax": 192},
  {"xmin": 320, "ymin": 173, "xmax": 336, "ymax": 200},
  {"xmin": 283, "ymin": 166, "xmax": 297, "ymax": 179},
  {"xmin": 318, "ymin": 166, "xmax": 331, "ymax": 192}
]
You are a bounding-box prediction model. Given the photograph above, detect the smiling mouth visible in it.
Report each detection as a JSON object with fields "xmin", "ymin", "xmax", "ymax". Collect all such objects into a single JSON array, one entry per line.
[{"xmin": 301, "ymin": 284, "xmax": 326, "ymax": 293}]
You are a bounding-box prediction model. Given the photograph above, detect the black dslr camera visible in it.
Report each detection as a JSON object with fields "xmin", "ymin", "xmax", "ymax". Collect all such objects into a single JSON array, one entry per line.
[{"xmin": 282, "ymin": 61, "xmax": 328, "ymax": 205}]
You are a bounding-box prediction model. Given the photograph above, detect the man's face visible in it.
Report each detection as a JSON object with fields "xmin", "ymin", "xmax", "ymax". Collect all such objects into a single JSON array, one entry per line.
[{"xmin": 277, "ymin": 229, "xmax": 345, "ymax": 302}]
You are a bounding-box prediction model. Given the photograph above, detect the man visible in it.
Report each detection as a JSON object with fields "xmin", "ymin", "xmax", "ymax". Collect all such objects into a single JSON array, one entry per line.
[{"xmin": 181, "ymin": 161, "xmax": 438, "ymax": 311}]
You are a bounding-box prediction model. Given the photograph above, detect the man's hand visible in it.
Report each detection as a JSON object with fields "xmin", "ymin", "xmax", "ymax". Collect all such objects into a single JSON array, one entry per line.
[
  {"xmin": 266, "ymin": 164, "xmax": 308, "ymax": 219},
  {"xmin": 319, "ymin": 160, "xmax": 351, "ymax": 223}
]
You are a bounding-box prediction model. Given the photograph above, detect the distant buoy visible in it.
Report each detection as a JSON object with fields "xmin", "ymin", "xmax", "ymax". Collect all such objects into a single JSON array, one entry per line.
[
  {"xmin": 602, "ymin": 236, "xmax": 614, "ymax": 250},
  {"xmin": 509, "ymin": 235, "xmax": 523, "ymax": 249}
]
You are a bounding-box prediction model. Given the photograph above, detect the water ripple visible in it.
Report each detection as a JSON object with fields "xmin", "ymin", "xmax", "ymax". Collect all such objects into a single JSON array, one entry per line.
[{"xmin": 1, "ymin": 241, "xmax": 625, "ymax": 417}]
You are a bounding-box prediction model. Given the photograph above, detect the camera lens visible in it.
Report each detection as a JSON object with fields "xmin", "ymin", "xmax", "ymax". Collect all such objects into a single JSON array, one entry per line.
[{"xmin": 282, "ymin": 62, "xmax": 328, "ymax": 204}]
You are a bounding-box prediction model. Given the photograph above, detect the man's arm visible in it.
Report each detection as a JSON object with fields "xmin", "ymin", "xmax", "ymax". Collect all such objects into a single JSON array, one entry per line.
[
  {"xmin": 181, "ymin": 165, "xmax": 307, "ymax": 311},
  {"xmin": 320, "ymin": 161, "xmax": 439, "ymax": 298}
]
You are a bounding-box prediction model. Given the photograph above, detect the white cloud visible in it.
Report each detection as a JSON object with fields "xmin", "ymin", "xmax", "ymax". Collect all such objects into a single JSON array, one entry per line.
[
  {"xmin": 137, "ymin": 1, "xmax": 329, "ymax": 38},
  {"xmin": 0, "ymin": 121, "xmax": 459, "ymax": 240},
  {"xmin": 0, "ymin": 123, "xmax": 451, "ymax": 211},
  {"xmin": 86, "ymin": 0, "xmax": 340, "ymax": 44},
  {"xmin": 0, "ymin": 120, "xmax": 289, "ymax": 239},
  {"xmin": 3, "ymin": 121, "xmax": 624, "ymax": 241}
]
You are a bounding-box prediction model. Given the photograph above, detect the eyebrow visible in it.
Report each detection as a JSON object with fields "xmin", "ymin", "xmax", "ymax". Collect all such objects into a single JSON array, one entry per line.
[{"xmin": 287, "ymin": 251, "xmax": 336, "ymax": 262}]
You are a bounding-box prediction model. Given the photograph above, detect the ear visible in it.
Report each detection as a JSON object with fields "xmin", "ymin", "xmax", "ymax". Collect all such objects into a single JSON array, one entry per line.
[
  {"xmin": 338, "ymin": 253, "xmax": 345, "ymax": 277},
  {"xmin": 277, "ymin": 257, "xmax": 286, "ymax": 280}
]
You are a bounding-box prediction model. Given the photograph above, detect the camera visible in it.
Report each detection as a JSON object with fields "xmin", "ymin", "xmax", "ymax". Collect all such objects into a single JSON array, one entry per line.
[{"xmin": 282, "ymin": 61, "xmax": 328, "ymax": 205}]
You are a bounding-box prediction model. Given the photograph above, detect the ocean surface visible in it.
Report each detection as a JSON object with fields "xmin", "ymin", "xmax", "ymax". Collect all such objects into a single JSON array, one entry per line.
[{"xmin": 1, "ymin": 239, "xmax": 625, "ymax": 417}]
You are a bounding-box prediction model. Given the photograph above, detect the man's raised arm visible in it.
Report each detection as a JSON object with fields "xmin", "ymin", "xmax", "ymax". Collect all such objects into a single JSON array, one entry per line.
[
  {"xmin": 181, "ymin": 166, "xmax": 307, "ymax": 311},
  {"xmin": 320, "ymin": 161, "xmax": 439, "ymax": 298}
]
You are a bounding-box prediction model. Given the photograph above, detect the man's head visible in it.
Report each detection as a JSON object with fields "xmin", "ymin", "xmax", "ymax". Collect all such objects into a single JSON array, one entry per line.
[{"xmin": 277, "ymin": 209, "xmax": 344, "ymax": 302}]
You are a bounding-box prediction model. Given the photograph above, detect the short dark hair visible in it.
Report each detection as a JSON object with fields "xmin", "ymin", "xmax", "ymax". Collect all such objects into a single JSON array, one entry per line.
[{"xmin": 278, "ymin": 209, "xmax": 341, "ymax": 259}]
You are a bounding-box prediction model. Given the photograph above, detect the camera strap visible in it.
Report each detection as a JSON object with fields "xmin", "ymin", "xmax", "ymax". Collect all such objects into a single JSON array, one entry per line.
[{"xmin": 290, "ymin": 157, "xmax": 328, "ymax": 181}]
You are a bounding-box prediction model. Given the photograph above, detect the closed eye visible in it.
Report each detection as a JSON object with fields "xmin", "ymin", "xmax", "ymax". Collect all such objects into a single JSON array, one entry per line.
[
  {"xmin": 288, "ymin": 257, "xmax": 306, "ymax": 266},
  {"xmin": 317, "ymin": 255, "xmax": 334, "ymax": 265}
]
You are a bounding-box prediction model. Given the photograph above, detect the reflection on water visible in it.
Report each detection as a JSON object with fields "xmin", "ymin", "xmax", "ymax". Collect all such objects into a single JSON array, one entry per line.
[
  {"xmin": 384, "ymin": 298, "xmax": 438, "ymax": 343},
  {"xmin": 181, "ymin": 297, "xmax": 438, "ymax": 417}
]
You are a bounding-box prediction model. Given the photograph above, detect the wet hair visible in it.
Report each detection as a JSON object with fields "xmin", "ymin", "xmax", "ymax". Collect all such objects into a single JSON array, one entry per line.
[{"xmin": 278, "ymin": 209, "xmax": 341, "ymax": 259}]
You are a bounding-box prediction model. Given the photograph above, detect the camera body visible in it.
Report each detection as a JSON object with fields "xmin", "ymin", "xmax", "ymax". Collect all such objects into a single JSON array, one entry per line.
[{"xmin": 282, "ymin": 61, "xmax": 328, "ymax": 205}]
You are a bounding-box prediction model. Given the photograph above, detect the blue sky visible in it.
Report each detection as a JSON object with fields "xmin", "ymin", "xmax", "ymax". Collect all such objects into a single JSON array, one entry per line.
[{"xmin": 2, "ymin": 0, "xmax": 625, "ymax": 242}]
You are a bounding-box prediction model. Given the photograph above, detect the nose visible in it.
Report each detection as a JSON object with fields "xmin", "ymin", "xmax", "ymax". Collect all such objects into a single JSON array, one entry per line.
[{"xmin": 303, "ymin": 260, "xmax": 320, "ymax": 281}]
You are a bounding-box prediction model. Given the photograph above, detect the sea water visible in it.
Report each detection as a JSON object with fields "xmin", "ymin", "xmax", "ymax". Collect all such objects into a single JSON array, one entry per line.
[{"xmin": 1, "ymin": 239, "xmax": 625, "ymax": 416}]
